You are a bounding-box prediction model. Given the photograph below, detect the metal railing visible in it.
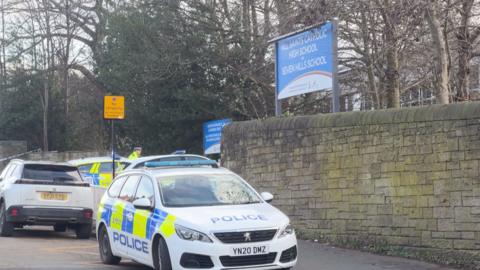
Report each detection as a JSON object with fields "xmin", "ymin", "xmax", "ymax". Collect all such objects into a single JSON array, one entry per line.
[{"xmin": 0, "ymin": 148, "xmax": 42, "ymax": 163}]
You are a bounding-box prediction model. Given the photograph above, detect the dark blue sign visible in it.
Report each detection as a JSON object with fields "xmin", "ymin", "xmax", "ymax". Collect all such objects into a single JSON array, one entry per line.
[
  {"xmin": 276, "ymin": 22, "xmax": 333, "ymax": 99},
  {"xmin": 203, "ymin": 119, "xmax": 231, "ymax": 155}
]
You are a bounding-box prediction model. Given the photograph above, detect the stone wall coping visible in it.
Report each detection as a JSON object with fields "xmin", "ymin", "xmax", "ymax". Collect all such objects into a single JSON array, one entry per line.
[{"xmin": 224, "ymin": 102, "xmax": 480, "ymax": 134}]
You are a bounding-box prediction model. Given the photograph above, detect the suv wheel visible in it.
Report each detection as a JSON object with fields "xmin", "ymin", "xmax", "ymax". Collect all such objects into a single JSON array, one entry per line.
[
  {"xmin": 75, "ymin": 223, "xmax": 91, "ymax": 239},
  {"xmin": 154, "ymin": 236, "xmax": 172, "ymax": 270},
  {"xmin": 98, "ymin": 225, "xmax": 121, "ymax": 265},
  {"xmin": 0, "ymin": 203, "xmax": 14, "ymax": 237}
]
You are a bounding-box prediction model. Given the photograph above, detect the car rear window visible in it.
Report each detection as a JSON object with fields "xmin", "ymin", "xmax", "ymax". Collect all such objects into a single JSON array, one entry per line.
[{"xmin": 22, "ymin": 164, "xmax": 83, "ymax": 182}]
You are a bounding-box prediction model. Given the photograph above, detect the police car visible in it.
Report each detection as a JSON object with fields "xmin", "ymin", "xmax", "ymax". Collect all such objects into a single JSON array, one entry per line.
[
  {"xmin": 96, "ymin": 160, "xmax": 297, "ymax": 270},
  {"xmin": 68, "ymin": 156, "xmax": 131, "ymax": 188},
  {"xmin": 69, "ymin": 156, "xmax": 131, "ymax": 223},
  {"xmin": 123, "ymin": 153, "xmax": 210, "ymax": 171}
]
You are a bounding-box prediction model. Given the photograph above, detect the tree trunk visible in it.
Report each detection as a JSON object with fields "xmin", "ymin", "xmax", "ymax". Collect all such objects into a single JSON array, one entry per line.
[
  {"xmin": 0, "ymin": 0, "xmax": 6, "ymax": 89},
  {"xmin": 385, "ymin": 45, "xmax": 400, "ymax": 108},
  {"xmin": 274, "ymin": 0, "xmax": 292, "ymax": 33},
  {"xmin": 360, "ymin": 6, "xmax": 380, "ymax": 109},
  {"xmin": 456, "ymin": 0, "xmax": 474, "ymax": 101},
  {"xmin": 63, "ymin": 0, "xmax": 71, "ymax": 118},
  {"xmin": 43, "ymin": 79, "xmax": 49, "ymax": 151},
  {"xmin": 380, "ymin": 0, "xmax": 400, "ymax": 108},
  {"xmin": 426, "ymin": 0, "xmax": 449, "ymax": 104}
]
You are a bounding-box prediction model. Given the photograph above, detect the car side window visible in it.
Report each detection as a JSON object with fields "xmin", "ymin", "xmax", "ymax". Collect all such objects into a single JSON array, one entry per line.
[
  {"xmin": 118, "ymin": 175, "xmax": 141, "ymax": 202},
  {"xmin": 108, "ymin": 176, "xmax": 128, "ymax": 198},
  {"xmin": 134, "ymin": 176, "xmax": 155, "ymax": 205},
  {"xmin": 98, "ymin": 162, "xmax": 113, "ymax": 173},
  {"xmin": 78, "ymin": 163, "xmax": 94, "ymax": 174}
]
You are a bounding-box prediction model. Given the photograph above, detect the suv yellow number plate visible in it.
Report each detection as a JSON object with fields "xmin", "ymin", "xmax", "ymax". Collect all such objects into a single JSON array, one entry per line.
[{"xmin": 40, "ymin": 192, "xmax": 68, "ymax": 201}]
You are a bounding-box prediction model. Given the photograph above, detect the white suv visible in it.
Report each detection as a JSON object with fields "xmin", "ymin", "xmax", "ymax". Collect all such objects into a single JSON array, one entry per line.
[{"xmin": 0, "ymin": 160, "xmax": 94, "ymax": 238}]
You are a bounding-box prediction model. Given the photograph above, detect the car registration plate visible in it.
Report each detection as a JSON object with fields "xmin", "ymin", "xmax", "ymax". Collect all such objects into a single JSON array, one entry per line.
[
  {"xmin": 40, "ymin": 192, "xmax": 68, "ymax": 201},
  {"xmin": 231, "ymin": 245, "xmax": 269, "ymax": 256}
]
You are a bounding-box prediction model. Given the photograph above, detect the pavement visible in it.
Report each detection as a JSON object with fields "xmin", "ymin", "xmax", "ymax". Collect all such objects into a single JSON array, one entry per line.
[{"xmin": 0, "ymin": 226, "xmax": 458, "ymax": 270}]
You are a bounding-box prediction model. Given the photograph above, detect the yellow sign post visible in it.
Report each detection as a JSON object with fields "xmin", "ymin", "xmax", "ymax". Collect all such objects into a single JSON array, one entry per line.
[
  {"xmin": 104, "ymin": 95, "xmax": 125, "ymax": 179},
  {"xmin": 104, "ymin": 96, "xmax": 125, "ymax": 120}
]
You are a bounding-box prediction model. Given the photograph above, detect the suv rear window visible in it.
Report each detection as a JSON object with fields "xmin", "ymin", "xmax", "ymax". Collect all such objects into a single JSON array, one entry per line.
[{"xmin": 22, "ymin": 164, "xmax": 83, "ymax": 182}]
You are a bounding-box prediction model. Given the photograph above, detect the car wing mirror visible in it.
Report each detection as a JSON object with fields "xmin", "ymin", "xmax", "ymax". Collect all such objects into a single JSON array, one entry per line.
[
  {"xmin": 133, "ymin": 198, "xmax": 153, "ymax": 210},
  {"xmin": 260, "ymin": 192, "xmax": 274, "ymax": 203}
]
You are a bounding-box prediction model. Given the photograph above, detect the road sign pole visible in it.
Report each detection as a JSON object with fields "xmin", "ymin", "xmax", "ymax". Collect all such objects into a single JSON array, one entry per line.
[
  {"xmin": 275, "ymin": 42, "xmax": 282, "ymax": 117},
  {"xmin": 332, "ymin": 18, "xmax": 340, "ymax": 113},
  {"xmin": 111, "ymin": 120, "xmax": 115, "ymax": 179},
  {"xmin": 104, "ymin": 95, "xmax": 125, "ymax": 180}
]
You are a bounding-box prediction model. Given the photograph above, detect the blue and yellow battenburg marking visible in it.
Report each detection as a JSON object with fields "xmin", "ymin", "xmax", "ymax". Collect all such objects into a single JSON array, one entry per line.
[
  {"xmin": 79, "ymin": 163, "xmax": 115, "ymax": 188},
  {"xmin": 98, "ymin": 198, "xmax": 176, "ymax": 240}
]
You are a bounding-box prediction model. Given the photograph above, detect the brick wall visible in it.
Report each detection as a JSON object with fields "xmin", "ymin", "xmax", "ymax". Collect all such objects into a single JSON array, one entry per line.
[{"xmin": 222, "ymin": 103, "xmax": 480, "ymax": 267}]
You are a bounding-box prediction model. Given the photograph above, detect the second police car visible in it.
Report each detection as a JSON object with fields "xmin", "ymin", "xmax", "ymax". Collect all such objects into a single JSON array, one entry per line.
[{"xmin": 96, "ymin": 160, "xmax": 297, "ymax": 270}]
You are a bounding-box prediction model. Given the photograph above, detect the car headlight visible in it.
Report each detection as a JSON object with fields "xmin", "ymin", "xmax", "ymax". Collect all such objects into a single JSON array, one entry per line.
[
  {"xmin": 175, "ymin": 225, "xmax": 213, "ymax": 243},
  {"xmin": 278, "ymin": 223, "xmax": 295, "ymax": 238}
]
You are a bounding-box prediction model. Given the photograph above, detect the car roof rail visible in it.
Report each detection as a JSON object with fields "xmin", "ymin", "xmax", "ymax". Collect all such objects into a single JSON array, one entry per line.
[{"xmin": 144, "ymin": 160, "xmax": 219, "ymax": 168}]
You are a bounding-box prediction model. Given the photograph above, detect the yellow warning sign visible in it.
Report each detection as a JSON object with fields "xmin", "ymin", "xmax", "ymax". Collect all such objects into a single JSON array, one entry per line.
[{"xmin": 104, "ymin": 96, "xmax": 125, "ymax": 120}]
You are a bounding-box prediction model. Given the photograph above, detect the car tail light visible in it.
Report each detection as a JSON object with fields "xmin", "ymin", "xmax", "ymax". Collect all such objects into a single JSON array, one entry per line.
[
  {"xmin": 10, "ymin": 208, "xmax": 19, "ymax": 217},
  {"xmin": 82, "ymin": 209, "xmax": 93, "ymax": 219}
]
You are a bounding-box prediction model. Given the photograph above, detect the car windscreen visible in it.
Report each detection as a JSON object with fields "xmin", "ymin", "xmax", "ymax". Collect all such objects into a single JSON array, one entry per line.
[
  {"xmin": 22, "ymin": 164, "xmax": 83, "ymax": 182},
  {"xmin": 157, "ymin": 174, "xmax": 261, "ymax": 207}
]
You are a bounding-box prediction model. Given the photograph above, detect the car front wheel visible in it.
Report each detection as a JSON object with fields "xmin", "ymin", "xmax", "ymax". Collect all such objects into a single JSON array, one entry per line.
[
  {"xmin": 0, "ymin": 203, "xmax": 14, "ymax": 237},
  {"xmin": 153, "ymin": 236, "xmax": 172, "ymax": 270},
  {"xmin": 98, "ymin": 225, "xmax": 121, "ymax": 265}
]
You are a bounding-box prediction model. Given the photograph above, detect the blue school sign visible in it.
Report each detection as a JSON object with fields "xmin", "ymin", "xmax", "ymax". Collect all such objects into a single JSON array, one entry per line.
[
  {"xmin": 203, "ymin": 119, "xmax": 232, "ymax": 155},
  {"xmin": 275, "ymin": 22, "xmax": 333, "ymax": 99}
]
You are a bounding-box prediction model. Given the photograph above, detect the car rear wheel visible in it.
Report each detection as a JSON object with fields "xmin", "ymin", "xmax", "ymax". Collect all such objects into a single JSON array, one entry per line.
[
  {"xmin": 75, "ymin": 223, "xmax": 91, "ymax": 239},
  {"xmin": 98, "ymin": 225, "xmax": 121, "ymax": 265},
  {"xmin": 54, "ymin": 224, "xmax": 67, "ymax": 232},
  {"xmin": 153, "ymin": 236, "xmax": 172, "ymax": 270},
  {"xmin": 0, "ymin": 203, "xmax": 14, "ymax": 237}
]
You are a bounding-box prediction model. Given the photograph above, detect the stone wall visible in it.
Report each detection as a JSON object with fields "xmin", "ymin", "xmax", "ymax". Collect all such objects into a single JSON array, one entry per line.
[
  {"xmin": 222, "ymin": 103, "xmax": 480, "ymax": 268},
  {"xmin": 0, "ymin": 141, "xmax": 27, "ymax": 159}
]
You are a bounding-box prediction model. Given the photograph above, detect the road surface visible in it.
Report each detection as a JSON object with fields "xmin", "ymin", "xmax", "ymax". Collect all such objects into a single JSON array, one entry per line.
[{"xmin": 0, "ymin": 226, "xmax": 457, "ymax": 270}]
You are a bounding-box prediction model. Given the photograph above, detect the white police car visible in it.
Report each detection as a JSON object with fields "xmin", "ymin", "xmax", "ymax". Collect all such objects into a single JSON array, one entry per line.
[{"xmin": 96, "ymin": 160, "xmax": 297, "ymax": 270}]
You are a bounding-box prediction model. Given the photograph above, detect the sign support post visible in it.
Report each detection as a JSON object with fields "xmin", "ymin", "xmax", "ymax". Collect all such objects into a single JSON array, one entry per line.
[
  {"xmin": 332, "ymin": 17, "xmax": 340, "ymax": 113},
  {"xmin": 111, "ymin": 120, "xmax": 115, "ymax": 179},
  {"xmin": 274, "ymin": 43, "xmax": 282, "ymax": 117},
  {"xmin": 104, "ymin": 95, "xmax": 125, "ymax": 180}
]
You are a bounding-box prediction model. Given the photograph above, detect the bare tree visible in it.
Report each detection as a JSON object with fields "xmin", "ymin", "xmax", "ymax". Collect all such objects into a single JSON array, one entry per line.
[{"xmin": 455, "ymin": 0, "xmax": 480, "ymax": 100}]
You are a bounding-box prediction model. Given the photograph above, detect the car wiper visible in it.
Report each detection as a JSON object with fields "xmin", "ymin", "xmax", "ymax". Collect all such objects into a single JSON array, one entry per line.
[{"xmin": 238, "ymin": 201, "xmax": 261, "ymax": 205}]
